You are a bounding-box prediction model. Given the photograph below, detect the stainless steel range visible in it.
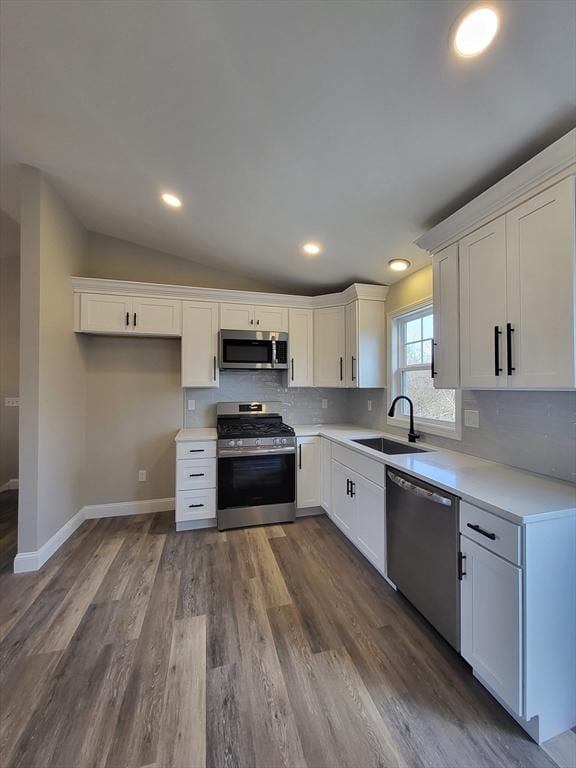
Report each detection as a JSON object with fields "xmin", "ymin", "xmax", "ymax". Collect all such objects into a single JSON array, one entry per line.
[{"xmin": 216, "ymin": 402, "xmax": 296, "ymax": 530}]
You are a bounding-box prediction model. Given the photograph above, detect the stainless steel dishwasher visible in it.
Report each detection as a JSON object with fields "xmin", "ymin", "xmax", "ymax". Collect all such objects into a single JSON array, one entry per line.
[{"xmin": 386, "ymin": 468, "xmax": 460, "ymax": 650}]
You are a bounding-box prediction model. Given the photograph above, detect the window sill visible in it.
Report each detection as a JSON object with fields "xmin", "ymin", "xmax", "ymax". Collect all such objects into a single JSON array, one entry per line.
[{"xmin": 386, "ymin": 415, "xmax": 462, "ymax": 441}]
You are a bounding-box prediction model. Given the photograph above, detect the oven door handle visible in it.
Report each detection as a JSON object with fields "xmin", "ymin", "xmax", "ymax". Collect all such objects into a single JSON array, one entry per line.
[{"xmin": 218, "ymin": 447, "xmax": 296, "ymax": 458}]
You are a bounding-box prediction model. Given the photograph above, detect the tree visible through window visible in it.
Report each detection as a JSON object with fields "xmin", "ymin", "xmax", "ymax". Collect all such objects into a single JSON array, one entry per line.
[{"xmin": 394, "ymin": 306, "xmax": 456, "ymax": 424}]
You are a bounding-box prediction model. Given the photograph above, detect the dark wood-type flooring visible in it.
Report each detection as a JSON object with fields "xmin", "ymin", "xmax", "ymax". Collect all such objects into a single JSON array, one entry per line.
[
  {"xmin": 0, "ymin": 490, "xmax": 18, "ymax": 575},
  {"xmin": 0, "ymin": 511, "xmax": 569, "ymax": 768}
]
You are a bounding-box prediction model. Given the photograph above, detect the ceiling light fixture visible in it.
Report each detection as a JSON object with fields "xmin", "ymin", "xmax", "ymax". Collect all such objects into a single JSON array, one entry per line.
[
  {"xmin": 302, "ymin": 242, "xmax": 322, "ymax": 256},
  {"xmin": 161, "ymin": 192, "xmax": 182, "ymax": 208},
  {"xmin": 452, "ymin": 5, "xmax": 500, "ymax": 58},
  {"xmin": 388, "ymin": 259, "xmax": 411, "ymax": 272}
]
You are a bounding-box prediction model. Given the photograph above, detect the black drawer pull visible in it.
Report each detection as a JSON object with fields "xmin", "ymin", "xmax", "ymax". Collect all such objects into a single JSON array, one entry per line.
[
  {"xmin": 189, "ymin": 473, "xmax": 205, "ymax": 477},
  {"xmin": 189, "ymin": 449, "xmax": 204, "ymax": 453},
  {"xmin": 189, "ymin": 503, "xmax": 204, "ymax": 508},
  {"xmin": 467, "ymin": 523, "xmax": 496, "ymax": 540}
]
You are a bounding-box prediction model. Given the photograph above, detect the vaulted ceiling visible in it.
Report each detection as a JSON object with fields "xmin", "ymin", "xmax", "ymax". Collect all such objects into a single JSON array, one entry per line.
[{"xmin": 1, "ymin": 0, "xmax": 575, "ymax": 291}]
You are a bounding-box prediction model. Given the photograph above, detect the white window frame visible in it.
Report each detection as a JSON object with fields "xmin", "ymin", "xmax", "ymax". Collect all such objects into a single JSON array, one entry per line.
[{"xmin": 387, "ymin": 297, "xmax": 461, "ymax": 440}]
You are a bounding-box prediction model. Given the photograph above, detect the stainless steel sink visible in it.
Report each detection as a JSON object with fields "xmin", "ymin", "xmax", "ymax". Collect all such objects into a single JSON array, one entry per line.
[{"xmin": 352, "ymin": 437, "xmax": 428, "ymax": 455}]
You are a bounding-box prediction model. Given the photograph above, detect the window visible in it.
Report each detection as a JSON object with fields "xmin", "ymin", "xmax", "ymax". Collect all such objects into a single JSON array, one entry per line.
[{"xmin": 389, "ymin": 303, "xmax": 460, "ymax": 439}]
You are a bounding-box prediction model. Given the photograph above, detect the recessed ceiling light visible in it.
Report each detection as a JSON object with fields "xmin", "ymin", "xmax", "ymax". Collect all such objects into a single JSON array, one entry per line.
[
  {"xmin": 302, "ymin": 242, "xmax": 322, "ymax": 256},
  {"xmin": 388, "ymin": 259, "xmax": 411, "ymax": 272},
  {"xmin": 452, "ymin": 5, "xmax": 500, "ymax": 58},
  {"xmin": 161, "ymin": 192, "xmax": 182, "ymax": 208}
]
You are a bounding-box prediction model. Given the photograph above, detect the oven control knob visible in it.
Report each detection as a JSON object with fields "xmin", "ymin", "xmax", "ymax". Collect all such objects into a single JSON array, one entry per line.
[
  {"xmin": 281, "ymin": 437, "xmax": 287, "ymax": 444},
  {"xmin": 255, "ymin": 438, "xmax": 262, "ymax": 446},
  {"xmin": 228, "ymin": 440, "xmax": 236, "ymax": 447},
  {"xmin": 236, "ymin": 440, "xmax": 243, "ymax": 447}
]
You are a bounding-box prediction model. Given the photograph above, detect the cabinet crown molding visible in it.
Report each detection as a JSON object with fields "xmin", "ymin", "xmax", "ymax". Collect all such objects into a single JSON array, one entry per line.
[
  {"xmin": 70, "ymin": 276, "xmax": 388, "ymax": 307},
  {"xmin": 416, "ymin": 128, "xmax": 576, "ymax": 255}
]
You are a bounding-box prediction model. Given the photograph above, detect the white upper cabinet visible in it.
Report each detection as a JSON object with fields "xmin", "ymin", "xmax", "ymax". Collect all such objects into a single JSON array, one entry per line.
[
  {"xmin": 432, "ymin": 243, "xmax": 459, "ymax": 389},
  {"xmin": 296, "ymin": 436, "xmax": 321, "ymax": 508},
  {"xmin": 505, "ymin": 177, "xmax": 575, "ymax": 388},
  {"xmin": 345, "ymin": 302, "xmax": 358, "ymax": 387},
  {"xmin": 459, "ymin": 216, "xmax": 508, "ymax": 388},
  {"xmin": 314, "ymin": 306, "xmax": 346, "ymax": 387},
  {"xmin": 132, "ymin": 297, "xmax": 182, "ymax": 336},
  {"xmin": 346, "ymin": 299, "xmax": 386, "ymax": 388},
  {"xmin": 288, "ymin": 308, "xmax": 314, "ymax": 387},
  {"xmin": 181, "ymin": 301, "xmax": 219, "ymax": 388},
  {"xmin": 79, "ymin": 293, "xmax": 134, "ymax": 334},
  {"xmin": 220, "ymin": 303, "xmax": 288, "ymax": 332}
]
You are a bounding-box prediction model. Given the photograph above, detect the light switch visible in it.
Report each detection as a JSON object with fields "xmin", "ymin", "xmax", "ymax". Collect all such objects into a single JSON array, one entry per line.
[
  {"xmin": 367, "ymin": 400, "xmax": 372, "ymax": 412},
  {"xmin": 4, "ymin": 397, "xmax": 19, "ymax": 407},
  {"xmin": 187, "ymin": 399, "xmax": 196, "ymax": 411},
  {"xmin": 464, "ymin": 409, "xmax": 480, "ymax": 428},
  {"xmin": 321, "ymin": 399, "xmax": 328, "ymax": 409},
  {"xmin": 138, "ymin": 470, "xmax": 147, "ymax": 482}
]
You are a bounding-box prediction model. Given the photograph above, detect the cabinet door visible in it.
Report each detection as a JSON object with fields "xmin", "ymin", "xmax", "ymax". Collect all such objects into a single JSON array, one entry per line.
[
  {"xmin": 345, "ymin": 302, "xmax": 358, "ymax": 387},
  {"xmin": 220, "ymin": 303, "xmax": 254, "ymax": 330},
  {"xmin": 297, "ymin": 437, "xmax": 320, "ymax": 508},
  {"xmin": 356, "ymin": 299, "xmax": 386, "ymax": 388},
  {"xmin": 314, "ymin": 306, "xmax": 346, "ymax": 387},
  {"xmin": 320, "ymin": 438, "xmax": 332, "ymax": 514},
  {"xmin": 80, "ymin": 293, "xmax": 133, "ymax": 334},
  {"xmin": 432, "ymin": 243, "xmax": 460, "ymax": 388},
  {"xmin": 459, "ymin": 216, "xmax": 507, "ymax": 388},
  {"xmin": 506, "ymin": 177, "xmax": 575, "ymax": 388},
  {"xmin": 353, "ymin": 472, "xmax": 386, "ymax": 575},
  {"xmin": 288, "ymin": 308, "xmax": 314, "ymax": 387},
  {"xmin": 181, "ymin": 301, "xmax": 219, "ymax": 387},
  {"xmin": 460, "ymin": 536, "xmax": 522, "ymax": 715},
  {"xmin": 132, "ymin": 297, "xmax": 182, "ymax": 336},
  {"xmin": 330, "ymin": 460, "xmax": 354, "ymax": 536},
  {"xmin": 254, "ymin": 305, "xmax": 289, "ymax": 332}
]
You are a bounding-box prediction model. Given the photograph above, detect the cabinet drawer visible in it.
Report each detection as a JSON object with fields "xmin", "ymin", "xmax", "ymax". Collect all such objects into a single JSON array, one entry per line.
[
  {"xmin": 176, "ymin": 489, "xmax": 216, "ymax": 521},
  {"xmin": 176, "ymin": 441, "xmax": 216, "ymax": 460},
  {"xmin": 460, "ymin": 501, "xmax": 521, "ymax": 566},
  {"xmin": 176, "ymin": 459, "xmax": 216, "ymax": 491},
  {"xmin": 331, "ymin": 443, "xmax": 385, "ymax": 487}
]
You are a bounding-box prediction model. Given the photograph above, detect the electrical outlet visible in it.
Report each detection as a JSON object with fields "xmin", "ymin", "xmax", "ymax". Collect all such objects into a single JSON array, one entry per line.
[
  {"xmin": 464, "ymin": 409, "xmax": 480, "ymax": 428},
  {"xmin": 321, "ymin": 399, "xmax": 328, "ymax": 409},
  {"xmin": 367, "ymin": 400, "xmax": 372, "ymax": 412},
  {"xmin": 138, "ymin": 470, "xmax": 147, "ymax": 482},
  {"xmin": 4, "ymin": 397, "xmax": 19, "ymax": 407},
  {"xmin": 187, "ymin": 399, "xmax": 196, "ymax": 411}
]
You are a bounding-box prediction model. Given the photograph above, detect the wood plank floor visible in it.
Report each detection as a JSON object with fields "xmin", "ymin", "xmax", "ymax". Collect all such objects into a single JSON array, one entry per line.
[
  {"xmin": 0, "ymin": 511, "xmax": 571, "ymax": 768},
  {"xmin": 0, "ymin": 489, "xmax": 18, "ymax": 575}
]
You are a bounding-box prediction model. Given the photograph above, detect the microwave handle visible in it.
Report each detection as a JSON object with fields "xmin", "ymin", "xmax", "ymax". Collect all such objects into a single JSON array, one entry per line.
[{"xmin": 272, "ymin": 338, "xmax": 277, "ymax": 367}]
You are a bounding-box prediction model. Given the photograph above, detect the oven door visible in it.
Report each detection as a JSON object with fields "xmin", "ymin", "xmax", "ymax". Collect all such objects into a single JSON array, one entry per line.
[{"xmin": 218, "ymin": 452, "xmax": 295, "ymax": 510}]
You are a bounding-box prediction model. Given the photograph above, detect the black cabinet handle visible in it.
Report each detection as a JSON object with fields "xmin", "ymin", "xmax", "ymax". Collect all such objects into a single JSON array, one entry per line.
[
  {"xmin": 339, "ymin": 357, "xmax": 343, "ymax": 381},
  {"xmin": 506, "ymin": 323, "xmax": 515, "ymax": 376},
  {"xmin": 250, "ymin": 318, "xmax": 254, "ymax": 325},
  {"xmin": 256, "ymin": 319, "xmax": 260, "ymax": 325},
  {"xmin": 189, "ymin": 503, "xmax": 204, "ymax": 508},
  {"xmin": 346, "ymin": 479, "xmax": 351, "ymax": 496},
  {"xmin": 291, "ymin": 358, "xmax": 295, "ymax": 381},
  {"xmin": 494, "ymin": 326, "xmax": 502, "ymax": 376},
  {"xmin": 467, "ymin": 523, "xmax": 496, "ymax": 540},
  {"xmin": 125, "ymin": 312, "xmax": 130, "ymax": 327},
  {"xmin": 189, "ymin": 449, "xmax": 204, "ymax": 453},
  {"xmin": 298, "ymin": 444, "xmax": 302, "ymax": 469},
  {"xmin": 213, "ymin": 355, "xmax": 217, "ymax": 381},
  {"xmin": 458, "ymin": 552, "xmax": 467, "ymax": 580},
  {"xmin": 189, "ymin": 473, "xmax": 205, "ymax": 478},
  {"xmin": 431, "ymin": 341, "xmax": 437, "ymax": 378},
  {"xmin": 349, "ymin": 480, "xmax": 356, "ymax": 498},
  {"xmin": 133, "ymin": 312, "xmax": 137, "ymax": 327},
  {"xmin": 351, "ymin": 356, "xmax": 356, "ymax": 381}
]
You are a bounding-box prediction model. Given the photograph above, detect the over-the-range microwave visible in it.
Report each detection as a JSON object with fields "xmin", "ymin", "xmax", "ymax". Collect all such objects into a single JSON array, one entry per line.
[{"xmin": 219, "ymin": 330, "xmax": 289, "ymax": 370}]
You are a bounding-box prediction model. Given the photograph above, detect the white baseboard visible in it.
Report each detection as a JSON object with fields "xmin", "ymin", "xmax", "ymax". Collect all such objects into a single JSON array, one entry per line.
[
  {"xmin": 83, "ymin": 497, "xmax": 175, "ymax": 519},
  {"xmin": 14, "ymin": 506, "xmax": 85, "ymax": 574},
  {"xmin": 0, "ymin": 478, "xmax": 19, "ymax": 493},
  {"xmin": 13, "ymin": 496, "xmax": 176, "ymax": 573}
]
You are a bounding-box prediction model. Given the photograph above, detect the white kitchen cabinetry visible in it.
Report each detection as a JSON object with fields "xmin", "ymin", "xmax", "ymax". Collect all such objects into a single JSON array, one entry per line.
[
  {"xmin": 320, "ymin": 437, "xmax": 332, "ymax": 513},
  {"xmin": 459, "ymin": 216, "xmax": 508, "ymax": 388},
  {"xmin": 181, "ymin": 301, "xmax": 219, "ymax": 388},
  {"xmin": 460, "ymin": 535, "xmax": 522, "ymax": 715},
  {"xmin": 505, "ymin": 177, "xmax": 575, "ymax": 388},
  {"xmin": 79, "ymin": 293, "xmax": 181, "ymax": 335},
  {"xmin": 330, "ymin": 459, "xmax": 355, "ymax": 537},
  {"xmin": 314, "ymin": 306, "xmax": 346, "ymax": 387},
  {"xmin": 297, "ymin": 437, "xmax": 320, "ymax": 508},
  {"xmin": 220, "ymin": 303, "xmax": 288, "ymax": 332},
  {"xmin": 432, "ymin": 243, "xmax": 459, "ymax": 388},
  {"xmin": 345, "ymin": 300, "xmax": 386, "ymax": 388},
  {"xmin": 131, "ymin": 297, "xmax": 182, "ymax": 336},
  {"xmin": 288, "ymin": 308, "xmax": 314, "ymax": 387},
  {"xmin": 175, "ymin": 439, "xmax": 217, "ymax": 530}
]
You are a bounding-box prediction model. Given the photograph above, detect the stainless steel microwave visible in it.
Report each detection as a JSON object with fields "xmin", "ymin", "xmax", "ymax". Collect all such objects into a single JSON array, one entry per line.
[{"xmin": 219, "ymin": 330, "xmax": 289, "ymax": 370}]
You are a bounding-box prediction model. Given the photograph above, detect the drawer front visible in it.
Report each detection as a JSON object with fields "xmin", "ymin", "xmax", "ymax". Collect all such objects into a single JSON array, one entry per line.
[
  {"xmin": 176, "ymin": 489, "xmax": 216, "ymax": 521},
  {"xmin": 460, "ymin": 501, "xmax": 521, "ymax": 566},
  {"xmin": 176, "ymin": 441, "xmax": 216, "ymax": 460},
  {"xmin": 176, "ymin": 459, "xmax": 216, "ymax": 491},
  {"xmin": 331, "ymin": 443, "xmax": 385, "ymax": 487}
]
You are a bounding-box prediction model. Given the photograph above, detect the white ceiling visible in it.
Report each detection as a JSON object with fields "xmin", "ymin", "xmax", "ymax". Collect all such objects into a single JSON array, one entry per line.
[{"xmin": 1, "ymin": 0, "xmax": 575, "ymax": 292}]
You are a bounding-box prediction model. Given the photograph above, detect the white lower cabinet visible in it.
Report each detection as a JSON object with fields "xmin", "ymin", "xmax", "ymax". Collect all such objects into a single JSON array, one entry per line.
[
  {"xmin": 320, "ymin": 438, "xmax": 332, "ymax": 514},
  {"xmin": 176, "ymin": 488, "xmax": 216, "ymax": 521},
  {"xmin": 297, "ymin": 437, "xmax": 320, "ymax": 508},
  {"xmin": 175, "ymin": 440, "xmax": 217, "ymax": 528},
  {"xmin": 329, "ymin": 456, "xmax": 386, "ymax": 575},
  {"xmin": 460, "ymin": 535, "xmax": 522, "ymax": 715}
]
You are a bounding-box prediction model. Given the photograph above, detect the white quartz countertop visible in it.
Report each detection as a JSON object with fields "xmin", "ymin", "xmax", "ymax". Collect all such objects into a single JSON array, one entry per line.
[{"xmin": 175, "ymin": 424, "xmax": 576, "ymax": 524}]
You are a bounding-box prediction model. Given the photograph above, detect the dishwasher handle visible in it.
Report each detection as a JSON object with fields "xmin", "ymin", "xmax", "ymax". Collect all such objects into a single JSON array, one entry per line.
[{"xmin": 387, "ymin": 470, "xmax": 453, "ymax": 507}]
